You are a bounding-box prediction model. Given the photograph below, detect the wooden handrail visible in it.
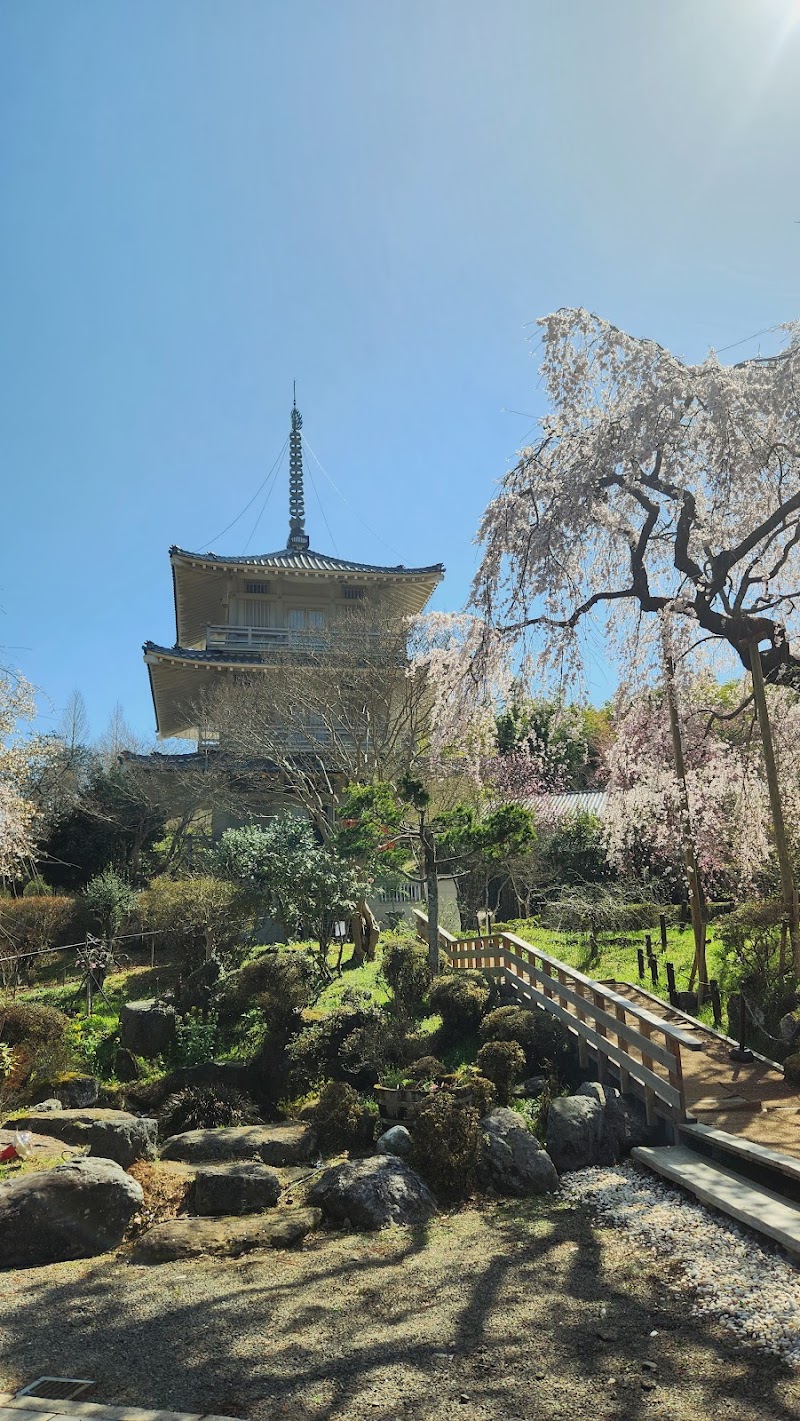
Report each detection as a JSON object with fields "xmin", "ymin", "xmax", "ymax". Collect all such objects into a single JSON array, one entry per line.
[{"xmin": 413, "ymin": 909, "xmax": 702, "ymax": 1124}]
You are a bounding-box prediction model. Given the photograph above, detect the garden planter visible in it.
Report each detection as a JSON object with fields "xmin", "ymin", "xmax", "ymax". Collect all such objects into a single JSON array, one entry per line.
[
  {"xmin": 374, "ymin": 1081, "xmax": 477, "ymax": 1120},
  {"xmin": 374, "ymin": 1084, "xmax": 428, "ymax": 1121}
]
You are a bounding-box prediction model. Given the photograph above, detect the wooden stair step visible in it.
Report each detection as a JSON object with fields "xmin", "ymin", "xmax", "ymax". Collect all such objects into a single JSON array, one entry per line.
[
  {"xmin": 681, "ymin": 1121, "xmax": 800, "ymax": 1182},
  {"xmin": 632, "ymin": 1144, "xmax": 800, "ymax": 1255}
]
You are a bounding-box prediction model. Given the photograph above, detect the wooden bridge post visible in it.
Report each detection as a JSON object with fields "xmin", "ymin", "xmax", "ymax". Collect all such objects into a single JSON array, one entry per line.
[
  {"xmin": 615, "ymin": 1004, "xmax": 632, "ymax": 1095},
  {"xmin": 666, "ymin": 1034, "xmax": 686, "ymax": 1123},
  {"xmin": 639, "ymin": 1019, "xmax": 657, "ymax": 1126},
  {"xmin": 593, "ymin": 988, "xmax": 608, "ymax": 1084},
  {"xmin": 574, "ymin": 981, "xmax": 590, "ymax": 1069}
]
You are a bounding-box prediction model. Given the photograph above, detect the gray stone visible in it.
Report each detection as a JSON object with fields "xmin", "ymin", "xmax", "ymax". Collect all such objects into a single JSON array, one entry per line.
[
  {"xmin": 0, "ymin": 1157, "xmax": 143, "ymax": 1266},
  {"xmin": 780, "ymin": 1012, "xmax": 800, "ymax": 1048},
  {"xmin": 113, "ymin": 1048, "xmax": 142, "ymax": 1082},
  {"xmin": 31, "ymin": 1097, "xmax": 63, "ymax": 1113},
  {"xmin": 308, "ymin": 1155, "xmax": 437, "ymax": 1229},
  {"xmin": 120, "ymin": 999, "xmax": 176, "ymax": 1058},
  {"xmin": 576, "ymin": 1082, "xmax": 629, "ymax": 1164},
  {"xmin": 545, "ymin": 1095, "xmax": 604, "ymax": 1173},
  {"xmin": 160, "ymin": 1122, "xmax": 316, "ymax": 1166},
  {"xmin": 192, "ymin": 1162, "xmax": 282, "ymax": 1216},
  {"xmin": 132, "ymin": 1206, "xmax": 321, "ymax": 1263},
  {"xmin": 478, "ymin": 1107, "xmax": 558, "ymax": 1196},
  {"xmin": 8, "ymin": 1108, "xmax": 157, "ymax": 1167},
  {"xmin": 515, "ymin": 1075, "xmax": 548, "ymax": 1099},
  {"xmin": 376, "ymin": 1125, "xmax": 413, "ymax": 1158},
  {"xmin": 56, "ymin": 1074, "xmax": 100, "ymax": 1108}
]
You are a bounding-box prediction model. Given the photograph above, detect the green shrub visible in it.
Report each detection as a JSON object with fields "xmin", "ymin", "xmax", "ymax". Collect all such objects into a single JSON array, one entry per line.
[
  {"xmin": 476, "ymin": 1040, "xmax": 525, "ymax": 1105},
  {"xmin": 405, "ymin": 1055, "xmax": 446, "ymax": 1082},
  {"xmin": 66, "ymin": 1017, "xmax": 119, "ymax": 1077},
  {"xmin": 287, "ymin": 1006, "xmax": 401, "ymax": 1090},
  {"xmin": 0, "ymin": 1002, "xmax": 75, "ymax": 1092},
  {"xmin": 381, "ymin": 932, "xmax": 432, "ymax": 1017},
  {"xmin": 429, "ymin": 970, "xmax": 492, "ymax": 1040},
  {"xmin": 0, "ymin": 896, "xmax": 82, "ymax": 972},
  {"xmin": 410, "ymin": 1091, "xmax": 481, "ymax": 1200},
  {"xmin": 479, "ymin": 1004, "xmax": 570, "ymax": 1071},
  {"xmin": 158, "ymin": 1084, "xmax": 259, "ymax": 1137},
  {"xmin": 84, "ymin": 868, "xmax": 135, "ymax": 938},
  {"xmin": 137, "ymin": 876, "xmax": 257, "ymax": 973},
  {"xmin": 171, "ymin": 1009, "xmax": 218, "ymax": 1069},
  {"xmin": 311, "ymin": 1080, "xmax": 375, "ymax": 1156},
  {"xmin": 219, "ymin": 947, "xmax": 318, "ymax": 1041}
]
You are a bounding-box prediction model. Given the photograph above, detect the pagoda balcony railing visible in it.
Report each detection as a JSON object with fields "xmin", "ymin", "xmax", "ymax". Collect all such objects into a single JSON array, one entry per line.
[{"xmin": 204, "ymin": 623, "xmax": 402, "ymax": 661}]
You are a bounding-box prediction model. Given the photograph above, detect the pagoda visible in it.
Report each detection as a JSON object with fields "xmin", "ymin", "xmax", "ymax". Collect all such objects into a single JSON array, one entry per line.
[{"xmin": 143, "ymin": 399, "xmax": 444, "ymax": 744}]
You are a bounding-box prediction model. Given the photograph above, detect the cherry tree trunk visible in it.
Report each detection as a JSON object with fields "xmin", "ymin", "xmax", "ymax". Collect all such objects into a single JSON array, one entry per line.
[
  {"xmin": 662, "ymin": 646, "xmax": 708, "ymax": 999},
  {"xmin": 748, "ymin": 641, "xmax": 800, "ymax": 976}
]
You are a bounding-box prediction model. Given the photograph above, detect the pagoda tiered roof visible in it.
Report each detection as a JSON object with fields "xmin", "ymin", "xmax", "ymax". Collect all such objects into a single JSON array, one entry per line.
[
  {"xmin": 143, "ymin": 397, "xmax": 444, "ymax": 740},
  {"xmin": 170, "ymin": 545, "xmax": 443, "ymax": 577}
]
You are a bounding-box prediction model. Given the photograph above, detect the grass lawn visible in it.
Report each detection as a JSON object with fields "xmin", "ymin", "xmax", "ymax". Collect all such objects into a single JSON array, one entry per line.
[{"xmin": 495, "ymin": 918, "xmax": 732, "ymax": 1025}]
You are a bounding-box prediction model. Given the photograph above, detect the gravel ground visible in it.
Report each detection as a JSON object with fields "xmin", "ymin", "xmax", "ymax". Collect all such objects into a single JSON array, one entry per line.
[
  {"xmin": 1, "ymin": 1195, "xmax": 799, "ymax": 1421},
  {"xmin": 564, "ymin": 1161, "xmax": 800, "ymax": 1365}
]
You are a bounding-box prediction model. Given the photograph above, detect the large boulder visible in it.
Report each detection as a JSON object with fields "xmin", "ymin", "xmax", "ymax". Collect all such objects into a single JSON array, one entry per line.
[
  {"xmin": 574, "ymin": 1084, "xmax": 664, "ymax": 1162},
  {"xmin": 478, "ymin": 1107, "xmax": 559, "ymax": 1196},
  {"xmin": 132, "ymin": 1207, "xmax": 320, "ymax": 1263},
  {"xmin": 119, "ymin": 999, "xmax": 176, "ymax": 1058},
  {"xmin": 192, "ymin": 1162, "xmax": 282, "ymax": 1216},
  {"xmin": 8, "ymin": 1108, "xmax": 157, "ymax": 1167},
  {"xmin": 160, "ymin": 1122, "xmax": 316, "ymax": 1166},
  {"xmin": 546, "ymin": 1095, "xmax": 604, "ymax": 1173},
  {"xmin": 0, "ymin": 1157, "xmax": 143, "ymax": 1266},
  {"xmin": 308, "ymin": 1155, "xmax": 437, "ymax": 1230}
]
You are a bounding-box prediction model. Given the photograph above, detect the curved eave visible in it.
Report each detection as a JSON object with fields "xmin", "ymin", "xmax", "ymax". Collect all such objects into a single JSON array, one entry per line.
[{"xmin": 170, "ymin": 544, "xmax": 445, "ymax": 579}]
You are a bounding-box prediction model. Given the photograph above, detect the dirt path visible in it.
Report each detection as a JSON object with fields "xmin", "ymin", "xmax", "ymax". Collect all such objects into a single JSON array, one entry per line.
[
  {"xmin": 606, "ymin": 980, "xmax": 800, "ymax": 1157},
  {"xmin": 0, "ymin": 1197, "xmax": 797, "ymax": 1421}
]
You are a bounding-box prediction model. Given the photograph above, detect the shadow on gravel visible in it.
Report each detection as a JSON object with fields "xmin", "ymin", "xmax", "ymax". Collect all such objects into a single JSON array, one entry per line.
[{"xmin": 0, "ymin": 1199, "xmax": 796, "ymax": 1421}]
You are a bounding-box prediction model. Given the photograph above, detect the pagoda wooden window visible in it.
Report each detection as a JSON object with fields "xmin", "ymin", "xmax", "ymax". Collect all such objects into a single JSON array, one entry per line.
[
  {"xmin": 245, "ymin": 580, "xmax": 271, "ymax": 594},
  {"xmin": 231, "ymin": 596, "xmax": 274, "ymax": 628},
  {"xmin": 342, "ymin": 586, "xmax": 365, "ymax": 600}
]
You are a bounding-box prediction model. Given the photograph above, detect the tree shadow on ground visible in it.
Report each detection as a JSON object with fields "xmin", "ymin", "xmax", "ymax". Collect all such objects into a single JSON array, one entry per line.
[{"xmin": 0, "ymin": 1198, "xmax": 796, "ymax": 1421}]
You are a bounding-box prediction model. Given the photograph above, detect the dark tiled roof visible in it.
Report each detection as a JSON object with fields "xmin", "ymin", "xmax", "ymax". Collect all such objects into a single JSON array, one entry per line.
[
  {"xmin": 143, "ymin": 641, "xmax": 267, "ymax": 664},
  {"xmin": 170, "ymin": 545, "xmax": 444, "ymax": 577}
]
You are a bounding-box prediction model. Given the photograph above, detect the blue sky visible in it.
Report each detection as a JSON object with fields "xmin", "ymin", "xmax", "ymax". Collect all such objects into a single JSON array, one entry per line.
[{"xmin": 2, "ymin": 0, "xmax": 800, "ymax": 742}]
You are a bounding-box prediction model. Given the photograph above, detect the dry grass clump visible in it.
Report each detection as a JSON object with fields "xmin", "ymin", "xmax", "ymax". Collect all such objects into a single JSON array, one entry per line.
[{"xmin": 127, "ymin": 1160, "xmax": 191, "ymax": 1234}]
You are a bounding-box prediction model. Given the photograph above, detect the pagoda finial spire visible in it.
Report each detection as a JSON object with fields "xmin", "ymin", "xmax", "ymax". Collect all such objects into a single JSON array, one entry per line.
[{"xmin": 287, "ymin": 385, "xmax": 310, "ymax": 552}]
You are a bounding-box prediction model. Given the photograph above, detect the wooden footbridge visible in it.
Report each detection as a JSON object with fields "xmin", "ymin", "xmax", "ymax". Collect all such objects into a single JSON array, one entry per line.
[{"xmin": 414, "ymin": 911, "xmax": 800, "ymax": 1254}]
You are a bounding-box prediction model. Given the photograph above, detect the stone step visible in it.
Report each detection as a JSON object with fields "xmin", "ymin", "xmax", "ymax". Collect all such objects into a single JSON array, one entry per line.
[
  {"xmin": 0, "ymin": 1395, "xmax": 242, "ymax": 1421},
  {"xmin": 632, "ymin": 1144, "xmax": 800, "ymax": 1256},
  {"xmin": 681, "ymin": 1120, "xmax": 800, "ymax": 1186}
]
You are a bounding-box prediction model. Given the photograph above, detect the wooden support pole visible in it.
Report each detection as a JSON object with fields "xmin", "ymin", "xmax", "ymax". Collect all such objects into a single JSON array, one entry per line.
[
  {"xmin": 645, "ymin": 933, "xmax": 652, "ymax": 956},
  {"xmin": 637, "ymin": 948, "xmax": 645, "ymax": 980},
  {"xmin": 659, "ymin": 913, "xmax": 668, "ymax": 951},
  {"xmin": 650, "ymin": 955, "xmax": 659, "ymax": 987},
  {"xmin": 666, "ymin": 961, "xmax": 677, "ymax": 1005},
  {"xmin": 709, "ymin": 978, "xmax": 722, "ymax": 1029}
]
